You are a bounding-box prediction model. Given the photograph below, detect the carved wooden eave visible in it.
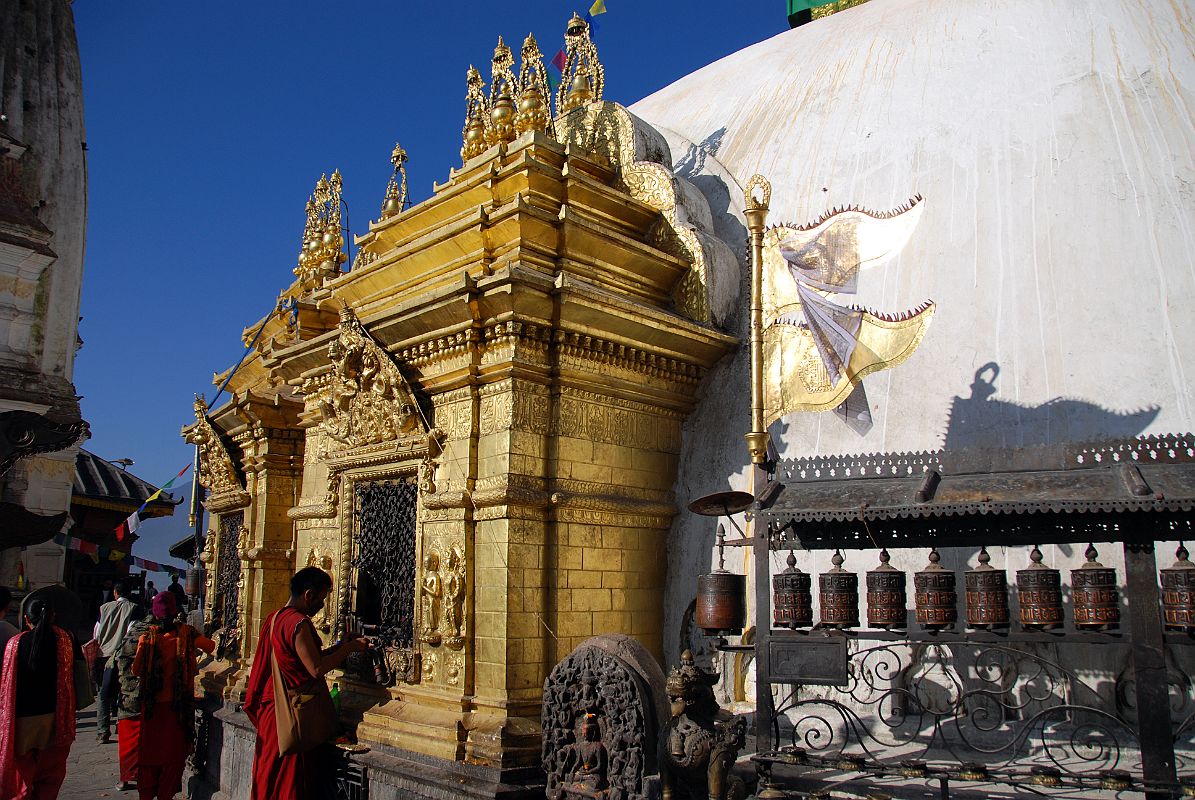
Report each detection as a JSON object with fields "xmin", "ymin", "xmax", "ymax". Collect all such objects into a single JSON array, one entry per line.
[{"xmin": 186, "ymin": 396, "xmax": 251, "ymax": 513}]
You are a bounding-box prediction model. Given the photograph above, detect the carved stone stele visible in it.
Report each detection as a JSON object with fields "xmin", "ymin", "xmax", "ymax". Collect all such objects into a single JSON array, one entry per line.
[{"xmin": 542, "ymin": 635, "xmax": 668, "ymax": 800}]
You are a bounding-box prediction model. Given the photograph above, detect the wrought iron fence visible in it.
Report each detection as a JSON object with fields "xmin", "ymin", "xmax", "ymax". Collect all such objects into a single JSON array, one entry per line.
[{"xmin": 351, "ymin": 481, "xmax": 418, "ymax": 648}]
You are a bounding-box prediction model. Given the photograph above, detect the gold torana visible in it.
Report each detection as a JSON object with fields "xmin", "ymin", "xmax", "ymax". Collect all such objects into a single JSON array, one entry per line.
[
  {"xmin": 486, "ymin": 37, "xmax": 518, "ymax": 146},
  {"xmin": 461, "ymin": 65, "xmax": 489, "ymax": 161},
  {"xmin": 294, "ymin": 170, "xmax": 347, "ymax": 289},
  {"xmin": 557, "ymin": 12, "xmax": 604, "ymax": 113},
  {"xmin": 514, "ymin": 33, "xmax": 552, "ymax": 135}
]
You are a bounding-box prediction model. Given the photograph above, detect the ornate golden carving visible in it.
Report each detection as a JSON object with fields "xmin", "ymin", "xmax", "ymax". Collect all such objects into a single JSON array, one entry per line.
[
  {"xmin": 385, "ymin": 647, "xmax": 421, "ymax": 684},
  {"xmin": 461, "ymin": 66, "xmax": 489, "ymax": 161},
  {"xmin": 555, "ymin": 388, "xmax": 683, "ymax": 452},
  {"xmin": 307, "ymin": 545, "xmax": 334, "ymax": 633},
  {"xmin": 445, "ymin": 651, "xmax": 464, "ymax": 686},
  {"xmin": 189, "ymin": 395, "xmax": 250, "ymax": 512},
  {"xmin": 557, "ymin": 13, "xmax": 604, "ymax": 114},
  {"xmin": 317, "ymin": 308, "xmax": 426, "ymax": 449},
  {"xmin": 423, "ymin": 650, "xmax": 438, "ymax": 684},
  {"xmin": 294, "ymin": 171, "xmax": 347, "ymax": 289},
  {"xmin": 379, "ymin": 142, "xmax": 409, "ymax": 220},
  {"xmin": 514, "ymin": 34, "xmax": 552, "ymax": 135},
  {"xmin": 486, "ymin": 37, "xmax": 517, "ymax": 146},
  {"xmin": 443, "ymin": 546, "xmax": 465, "ymax": 650},
  {"xmin": 420, "ymin": 551, "xmax": 443, "ymax": 646}
]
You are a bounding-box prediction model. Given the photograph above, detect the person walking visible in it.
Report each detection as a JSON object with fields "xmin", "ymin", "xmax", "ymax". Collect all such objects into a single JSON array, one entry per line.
[
  {"xmin": 165, "ymin": 576, "xmax": 187, "ymax": 617},
  {"xmin": 130, "ymin": 591, "xmax": 214, "ymax": 800},
  {"xmin": 144, "ymin": 582, "xmax": 157, "ymax": 603},
  {"xmin": 94, "ymin": 581, "xmax": 137, "ymax": 744},
  {"xmin": 0, "ymin": 599, "xmax": 79, "ymax": 800},
  {"xmin": 244, "ymin": 567, "xmax": 367, "ymax": 800},
  {"xmin": 114, "ymin": 605, "xmax": 151, "ymax": 792},
  {"xmin": 0, "ymin": 587, "xmax": 18, "ymax": 677}
]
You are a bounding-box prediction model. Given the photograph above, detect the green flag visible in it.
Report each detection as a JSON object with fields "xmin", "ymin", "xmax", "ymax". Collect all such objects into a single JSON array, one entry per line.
[{"xmin": 787, "ymin": 0, "xmax": 837, "ymax": 12}]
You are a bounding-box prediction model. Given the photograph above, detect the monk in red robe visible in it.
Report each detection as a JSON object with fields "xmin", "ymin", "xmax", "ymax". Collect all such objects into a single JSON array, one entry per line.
[{"xmin": 244, "ymin": 567, "xmax": 367, "ymax": 800}]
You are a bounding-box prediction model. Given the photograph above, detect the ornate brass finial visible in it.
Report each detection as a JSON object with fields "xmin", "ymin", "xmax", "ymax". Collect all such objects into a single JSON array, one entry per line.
[
  {"xmin": 379, "ymin": 141, "xmax": 410, "ymax": 220},
  {"xmin": 461, "ymin": 65, "xmax": 489, "ymax": 161},
  {"xmin": 514, "ymin": 33, "xmax": 552, "ymax": 135},
  {"xmin": 557, "ymin": 12, "xmax": 604, "ymax": 114},
  {"xmin": 486, "ymin": 37, "xmax": 518, "ymax": 146},
  {"xmin": 294, "ymin": 170, "xmax": 346, "ymax": 288}
]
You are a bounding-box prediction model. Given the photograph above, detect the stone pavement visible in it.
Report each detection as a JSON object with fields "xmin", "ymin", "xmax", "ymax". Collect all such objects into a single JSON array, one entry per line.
[{"xmin": 58, "ymin": 702, "xmax": 132, "ymax": 800}]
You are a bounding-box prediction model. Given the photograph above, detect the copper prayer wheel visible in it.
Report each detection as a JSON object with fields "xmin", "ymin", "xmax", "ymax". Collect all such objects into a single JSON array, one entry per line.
[
  {"xmin": 866, "ymin": 549, "xmax": 906, "ymax": 629},
  {"xmin": 1017, "ymin": 545, "xmax": 1063, "ymax": 630},
  {"xmin": 1071, "ymin": 544, "xmax": 1119, "ymax": 630},
  {"xmin": 773, "ymin": 551, "xmax": 813, "ymax": 628},
  {"xmin": 965, "ymin": 547, "xmax": 1009, "ymax": 629},
  {"xmin": 697, "ymin": 524, "xmax": 746, "ymax": 636},
  {"xmin": 819, "ymin": 550, "xmax": 859, "ymax": 628},
  {"xmin": 1162, "ymin": 543, "xmax": 1195, "ymax": 631},
  {"xmin": 914, "ymin": 548, "xmax": 957, "ymax": 629}
]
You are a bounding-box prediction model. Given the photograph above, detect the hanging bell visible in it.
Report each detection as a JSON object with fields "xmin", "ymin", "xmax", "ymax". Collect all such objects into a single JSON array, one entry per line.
[
  {"xmin": 696, "ymin": 524, "xmax": 746, "ymax": 636},
  {"xmin": 773, "ymin": 551, "xmax": 813, "ymax": 628},
  {"xmin": 914, "ymin": 548, "xmax": 957, "ymax": 630},
  {"xmin": 866, "ymin": 549, "xmax": 906, "ymax": 629},
  {"xmin": 965, "ymin": 547, "xmax": 1009, "ymax": 629},
  {"xmin": 1162, "ymin": 543, "xmax": 1195, "ymax": 631},
  {"xmin": 1071, "ymin": 544, "xmax": 1119, "ymax": 630},
  {"xmin": 819, "ymin": 550, "xmax": 859, "ymax": 628},
  {"xmin": 1017, "ymin": 545, "xmax": 1064, "ymax": 630}
]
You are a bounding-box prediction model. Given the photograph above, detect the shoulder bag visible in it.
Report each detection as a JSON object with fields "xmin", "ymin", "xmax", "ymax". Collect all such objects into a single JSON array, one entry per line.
[{"xmin": 270, "ymin": 610, "xmax": 337, "ymax": 756}]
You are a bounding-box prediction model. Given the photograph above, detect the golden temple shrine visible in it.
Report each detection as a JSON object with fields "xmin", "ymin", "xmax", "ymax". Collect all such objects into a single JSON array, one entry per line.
[{"xmin": 186, "ymin": 15, "xmax": 737, "ymax": 797}]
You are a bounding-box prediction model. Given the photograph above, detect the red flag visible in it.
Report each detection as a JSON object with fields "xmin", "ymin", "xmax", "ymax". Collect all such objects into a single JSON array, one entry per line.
[
  {"xmin": 550, "ymin": 49, "xmax": 566, "ymax": 73},
  {"xmin": 79, "ymin": 540, "xmax": 98, "ymax": 555}
]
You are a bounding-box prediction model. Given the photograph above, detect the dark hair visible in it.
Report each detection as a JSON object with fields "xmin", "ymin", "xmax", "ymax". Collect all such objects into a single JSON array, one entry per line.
[
  {"xmin": 290, "ymin": 567, "xmax": 333, "ymax": 596},
  {"xmin": 112, "ymin": 581, "xmax": 127, "ymax": 597},
  {"xmin": 0, "ymin": 586, "xmax": 10, "ymax": 610},
  {"xmin": 24, "ymin": 598, "xmax": 56, "ymax": 672}
]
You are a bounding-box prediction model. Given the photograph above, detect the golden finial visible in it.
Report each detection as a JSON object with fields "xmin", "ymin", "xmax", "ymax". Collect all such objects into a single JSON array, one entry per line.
[
  {"xmin": 486, "ymin": 37, "xmax": 518, "ymax": 146},
  {"xmin": 379, "ymin": 141, "xmax": 410, "ymax": 219},
  {"xmin": 294, "ymin": 171, "xmax": 347, "ymax": 287},
  {"xmin": 514, "ymin": 33, "xmax": 552, "ymax": 136},
  {"xmin": 557, "ymin": 12, "xmax": 604, "ymax": 114},
  {"xmin": 461, "ymin": 65, "xmax": 489, "ymax": 161}
]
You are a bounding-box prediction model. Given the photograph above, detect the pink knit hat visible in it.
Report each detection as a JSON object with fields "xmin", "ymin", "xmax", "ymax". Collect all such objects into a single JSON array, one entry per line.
[{"xmin": 151, "ymin": 590, "xmax": 177, "ymax": 619}]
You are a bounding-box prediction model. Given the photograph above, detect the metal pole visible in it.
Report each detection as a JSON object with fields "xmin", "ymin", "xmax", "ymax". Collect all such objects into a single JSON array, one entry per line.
[
  {"xmin": 743, "ymin": 175, "xmax": 772, "ymax": 466},
  {"xmin": 1124, "ymin": 541, "xmax": 1177, "ymax": 799}
]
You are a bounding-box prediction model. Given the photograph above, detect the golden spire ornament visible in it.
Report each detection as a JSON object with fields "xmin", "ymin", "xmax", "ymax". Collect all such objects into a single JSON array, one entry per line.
[
  {"xmin": 379, "ymin": 142, "xmax": 409, "ymax": 220},
  {"xmin": 486, "ymin": 36, "xmax": 518, "ymax": 145},
  {"xmin": 514, "ymin": 33, "xmax": 552, "ymax": 135},
  {"xmin": 461, "ymin": 65, "xmax": 489, "ymax": 161},
  {"xmin": 294, "ymin": 170, "xmax": 347, "ymax": 288},
  {"xmin": 557, "ymin": 12, "xmax": 604, "ymax": 114}
]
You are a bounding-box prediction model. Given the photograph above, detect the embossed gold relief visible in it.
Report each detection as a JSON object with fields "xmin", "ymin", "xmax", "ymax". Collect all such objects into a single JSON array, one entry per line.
[
  {"xmin": 461, "ymin": 66, "xmax": 489, "ymax": 161},
  {"xmin": 419, "ymin": 550, "xmax": 443, "ymax": 646},
  {"xmin": 318, "ymin": 307, "xmax": 426, "ymax": 449},
  {"xmin": 514, "ymin": 34, "xmax": 552, "ymax": 135},
  {"xmin": 385, "ymin": 647, "xmax": 421, "ymax": 684},
  {"xmin": 294, "ymin": 171, "xmax": 347, "ymax": 290},
  {"xmin": 443, "ymin": 546, "xmax": 466, "ymax": 650},
  {"xmin": 188, "ymin": 395, "xmax": 250, "ymax": 513},
  {"xmin": 486, "ymin": 38, "xmax": 518, "ymax": 146},
  {"xmin": 307, "ymin": 546, "xmax": 334, "ymax": 633},
  {"xmin": 760, "ymin": 199, "xmax": 935, "ymax": 419},
  {"xmin": 557, "ymin": 13, "xmax": 604, "ymax": 113}
]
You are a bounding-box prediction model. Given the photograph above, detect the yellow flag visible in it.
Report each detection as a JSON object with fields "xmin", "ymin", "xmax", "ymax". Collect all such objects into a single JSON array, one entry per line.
[
  {"xmin": 589, "ymin": 0, "xmax": 607, "ymax": 15},
  {"xmin": 109, "ymin": 549, "xmax": 125, "ymax": 562}
]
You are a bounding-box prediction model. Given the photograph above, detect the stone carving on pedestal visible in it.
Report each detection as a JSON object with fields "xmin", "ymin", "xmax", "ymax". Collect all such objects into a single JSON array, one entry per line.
[
  {"xmin": 658, "ymin": 650, "xmax": 747, "ymax": 800},
  {"xmin": 543, "ymin": 635, "xmax": 667, "ymax": 800},
  {"xmin": 188, "ymin": 395, "xmax": 250, "ymax": 513}
]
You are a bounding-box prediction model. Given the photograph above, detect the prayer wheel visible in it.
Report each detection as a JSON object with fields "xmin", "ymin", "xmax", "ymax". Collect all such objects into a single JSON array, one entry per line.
[
  {"xmin": 866, "ymin": 549, "xmax": 906, "ymax": 629},
  {"xmin": 1162, "ymin": 543, "xmax": 1195, "ymax": 631},
  {"xmin": 1071, "ymin": 544, "xmax": 1120, "ymax": 630},
  {"xmin": 697, "ymin": 525, "xmax": 746, "ymax": 636},
  {"xmin": 1017, "ymin": 545, "xmax": 1064, "ymax": 630},
  {"xmin": 819, "ymin": 550, "xmax": 859, "ymax": 629},
  {"xmin": 773, "ymin": 551, "xmax": 813, "ymax": 628},
  {"xmin": 965, "ymin": 547, "xmax": 1009, "ymax": 629},
  {"xmin": 914, "ymin": 548, "xmax": 957, "ymax": 629}
]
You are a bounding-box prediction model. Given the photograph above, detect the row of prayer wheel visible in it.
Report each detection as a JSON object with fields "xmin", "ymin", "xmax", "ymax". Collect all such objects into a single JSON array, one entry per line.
[
  {"xmin": 698, "ymin": 542, "xmax": 1195, "ymax": 636},
  {"xmin": 770, "ymin": 545, "xmax": 1130, "ymax": 632}
]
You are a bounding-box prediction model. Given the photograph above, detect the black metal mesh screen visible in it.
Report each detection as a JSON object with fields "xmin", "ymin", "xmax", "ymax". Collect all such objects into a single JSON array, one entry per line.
[
  {"xmin": 352, "ymin": 481, "xmax": 418, "ymax": 647},
  {"xmin": 216, "ymin": 512, "xmax": 243, "ymax": 628}
]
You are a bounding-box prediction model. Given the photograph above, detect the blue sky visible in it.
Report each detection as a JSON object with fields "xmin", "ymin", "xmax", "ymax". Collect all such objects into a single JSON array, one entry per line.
[{"xmin": 70, "ymin": 1, "xmax": 785, "ymax": 569}]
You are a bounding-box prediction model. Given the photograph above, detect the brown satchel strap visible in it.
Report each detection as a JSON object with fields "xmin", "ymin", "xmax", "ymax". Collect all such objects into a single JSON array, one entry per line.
[{"xmin": 267, "ymin": 610, "xmax": 287, "ymax": 703}]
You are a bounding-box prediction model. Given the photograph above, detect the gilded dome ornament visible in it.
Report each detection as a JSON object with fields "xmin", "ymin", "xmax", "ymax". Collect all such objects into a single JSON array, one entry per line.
[
  {"xmin": 556, "ymin": 12, "xmax": 604, "ymax": 115},
  {"xmin": 460, "ymin": 65, "xmax": 489, "ymax": 161},
  {"xmin": 514, "ymin": 33, "xmax": 552, "ymax": 136},
  {"xmin": 379, "ymin": 141, "xmax": 410, "ymax": 220},
  {"xmin": 294, "ymin": 170, "xmax": 347, "ymax": 289},
  {"xmin": 486, "ymin": 37, "xmax": 518, "ymax": 146}
]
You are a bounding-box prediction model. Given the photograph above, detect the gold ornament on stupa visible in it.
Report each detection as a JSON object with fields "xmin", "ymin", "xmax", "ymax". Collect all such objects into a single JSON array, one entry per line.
[
  {"xmin": 514, "ymin": 33, "xmax": 552, "ymax": 136},
  {"xmin": 294, "ymin": 170, "xmax": 347, "ymax": 289},
  {"xmin": 379, "ymin": 142, "xmax": 409, "ymax": 220},
  {"xmin": 557, "ymin": 12, "xmax": 604, "ymax": 114},
  {"xmin": 486, "ymin": 37, "xmax": 518, "ymax": 146},
  {"xmin": 460, "ymin": 65, "xmax": 489, "ymax": 161}
]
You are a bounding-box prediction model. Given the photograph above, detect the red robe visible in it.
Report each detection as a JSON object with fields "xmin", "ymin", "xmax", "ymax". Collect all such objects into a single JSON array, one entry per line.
[
  {"xmin": 244, "ymin": 607, "xmax": 324, "ymax": 800},
  {"xmin": 0, "ymin": 628, "xmax": 76, "ymax": 800}
]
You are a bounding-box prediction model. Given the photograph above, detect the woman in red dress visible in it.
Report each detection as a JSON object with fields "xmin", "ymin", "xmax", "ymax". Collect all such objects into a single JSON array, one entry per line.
[{"xmin": 243, "ymin": 567, "xmax": 366, "ymax": 800}]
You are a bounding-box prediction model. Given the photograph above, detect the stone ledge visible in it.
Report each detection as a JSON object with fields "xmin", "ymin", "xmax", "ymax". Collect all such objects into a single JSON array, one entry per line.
[{"xmin": 358, "ymin": 741, "xmax": 545, "ymax": 800}]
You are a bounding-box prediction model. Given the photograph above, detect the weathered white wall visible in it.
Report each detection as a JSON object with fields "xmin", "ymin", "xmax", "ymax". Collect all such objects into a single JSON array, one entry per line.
[{"xmin": 630, "ymin": 0, "xmax": 1195, "ymax": 660}]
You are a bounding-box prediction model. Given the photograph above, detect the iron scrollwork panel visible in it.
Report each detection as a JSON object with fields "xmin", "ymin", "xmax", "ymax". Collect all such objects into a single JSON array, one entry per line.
[
  {"xmin": 214, "ymin": 511, "xmax": 243, "ymax": 659},
  {"xmin": 351, "ymin": 481, "xmax": 418, "ymax": 649}
]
